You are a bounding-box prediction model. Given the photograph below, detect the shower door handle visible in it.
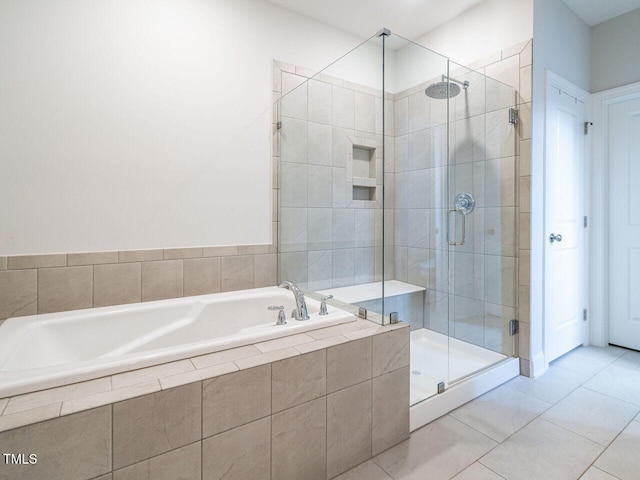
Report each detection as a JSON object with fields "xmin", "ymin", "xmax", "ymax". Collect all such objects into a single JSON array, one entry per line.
[{"xmin": 447, "ymin": 208, "xmax": 466, "ymax": 246}]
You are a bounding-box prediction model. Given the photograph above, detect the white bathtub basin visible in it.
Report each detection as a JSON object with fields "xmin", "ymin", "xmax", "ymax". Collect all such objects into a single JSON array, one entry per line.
[{"xmin": 0, "ymin": 286, "xmax": 356, "ymax": 397}]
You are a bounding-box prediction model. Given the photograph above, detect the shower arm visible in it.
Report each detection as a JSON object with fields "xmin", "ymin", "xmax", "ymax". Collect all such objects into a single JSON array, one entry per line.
[{"xmin": 441, "ymin": 75, "xmax": 470, "ymax": 89}]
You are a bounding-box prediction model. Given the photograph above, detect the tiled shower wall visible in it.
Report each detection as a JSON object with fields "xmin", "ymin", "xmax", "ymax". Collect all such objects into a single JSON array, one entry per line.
[
  {"xmin": 274, "ymin": 61, "xmax": 394, "ymax": 291},
  {"xmin": 0, "ymin": 245, "xmax": 277, "ymax": 323}
]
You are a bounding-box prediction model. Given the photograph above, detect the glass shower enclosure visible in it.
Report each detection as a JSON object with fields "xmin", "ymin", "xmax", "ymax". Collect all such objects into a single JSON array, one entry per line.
[{"xmin": 275, "ymin": 30, "xmax": 518, "ymax": 408}]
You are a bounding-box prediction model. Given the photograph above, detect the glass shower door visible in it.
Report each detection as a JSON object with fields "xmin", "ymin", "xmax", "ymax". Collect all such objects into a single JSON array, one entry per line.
[{"xmin": 447, "ymin": 60, "xmax": 517, "ymax": 384}]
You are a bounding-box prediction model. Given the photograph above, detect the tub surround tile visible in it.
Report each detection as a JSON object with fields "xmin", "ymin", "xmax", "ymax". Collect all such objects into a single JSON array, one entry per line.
[
  {"xmin": 0, "ymin": 406, "xmax": 112, "ymax": 480},
  {"xmin": 0, "ymin": 398, "xmax": 7, "ymax": 415},
  {"xmin": 254, "ymin": 254, "xmax": 277, "ymax": 288},
  {"xmin": 306, "ymin": 321, "xmax": 360, "ymax": 340},
  {"xmin": 38, "ymin": 266, "xmax": 93, "ymax": 314},
  {"xmin": 255, "ymin": 333, "xmax": 315, "ymax": 353},
  {"xmin": 183, "ymin": 257, "xmax": 221, "ymax": 296},
  {"xmin": 68, "ymin": 251, "xmax": 118, "ymax": 266},
  {"xmin": 327, "ymin": 381, "xmax": 372, "ymax": 478},
  {"xmin": 163, "ymin": 247, "xmax": 202, "ymax": 260},
  {"xmin": 5, "ymin": 378, "xmax": 112, "ymax": 415},
  {"xmin": 202, "ymin": 245, "xmax": 238, "ymax": 257},
  {"xmin": 327, "ymin": 337, "xmax": 372, "ymax": 393},
  {"xmin": 344, "ymin": 322, "xmax": 408, "ymax": 341},
  {"xmin": 141, "ymin": 260, "xmax": 183, "ymax": 302},
  {"xmin": 160, "ymin": 362, "xmax": 238, "ymax": 390},
  {"xmin": 271, "ymin": 397, "xmax": 327, "ymax": 480},
  {"xmin": 372, "ymin": 366, "xmax": 410, "ymax": 456},
  {"xmin": 114, "ymin": 442, "xmax": 201, "ymax": 480},
  {"xmin": 221, "ymin": 255, "xmax": 254, "ymax": 292},
  {"xmin": 234, "ymin": 347, "xmax": 300, "ymax": 370},
  {"xmin": 113, "ymin": 382, "xmax": 201, "ymax": 469},
  {"xmin": 0, "ymin": 269, "xmax": 37, "ymax": 319},
  {"xmin": 94, "ymin": 262, "xmax": 142, "ymax": 307},
  {"xmin": 202, "ymin": 417, "xmax": 271, "ymax": 480},
  {"xmin": 111, "ymin": 360, "xmax": 194, "ymax": 390},
  {"xmin": 61, "ymin": 380, "xmax": 161, "ymax": 416},
  {"xmin": 191, "ymin": 345, "xmax": 261, "ymax": 369},
  {"xmin": 0, "ymin": 402, "xmax": 62, "ymax": 433},
  {"xmin": 238, "ymin": 244, "xmax": 271, "ymax": 255},
  {"xmin": 7, "ymin": 254, "xmax": 67, "ymax": 270},
  {"xmin": 272, "ymin": 350, "xmax": 326, "ymax": 413},
  {"xmin": 295, "ymin": 334, "xmax": 350, "ymax": 354},
  {"xmin": 202, "ymin": 365, "xmax": 271, "ymax": 438},
  {"xmin": 372, "ymin": 328, "xmax": 410, "ymax": 377},
  {"xmin": 0, "ymin": 256, "xmax": 6, "ymax": 270},
  {"xmin": 118, "ymin": 249, "xmax": 164, "ymax": 263}
]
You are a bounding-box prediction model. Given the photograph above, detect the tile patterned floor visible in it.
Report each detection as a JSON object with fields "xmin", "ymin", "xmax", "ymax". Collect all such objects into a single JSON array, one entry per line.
[{"xmin": 336, "ymin": 345, "xmax": 640, "ymax": 480}]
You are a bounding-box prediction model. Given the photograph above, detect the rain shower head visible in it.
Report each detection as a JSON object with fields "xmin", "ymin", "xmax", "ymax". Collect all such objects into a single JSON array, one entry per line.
[{"xmin": 424, "ymin": 75, "xmax": 470, "ymax": 99}]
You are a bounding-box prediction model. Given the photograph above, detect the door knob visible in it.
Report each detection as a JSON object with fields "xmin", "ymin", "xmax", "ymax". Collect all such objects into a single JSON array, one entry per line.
[{"xmin": 549, "ymin": 233, "xmax": 563, "ymax": 243}]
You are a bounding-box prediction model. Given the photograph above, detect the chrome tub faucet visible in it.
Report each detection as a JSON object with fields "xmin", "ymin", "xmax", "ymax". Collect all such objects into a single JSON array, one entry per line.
[{"xmin": 278, "ymin": 281, "xmax": 310, "ymax": 320}]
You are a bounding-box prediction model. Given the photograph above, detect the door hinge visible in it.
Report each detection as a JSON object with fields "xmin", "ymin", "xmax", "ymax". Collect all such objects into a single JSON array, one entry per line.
[
  {"xmin": 583, "ymin": 309, "xmax": 588, "ymax": 321},
  {"xmin": 584, "ymin": 216, "xmax": 588, "ymax": 228},
  {"xmin": 509, "ymin": 108, "xmax": 519, "ymax": 125},
  {"xmin": 584, "ymin": 121, "xmax": 593, "ymax": 135},
  {"xmin": 509, "ymin": 319, "xmax": 519, "ymax": 336}
]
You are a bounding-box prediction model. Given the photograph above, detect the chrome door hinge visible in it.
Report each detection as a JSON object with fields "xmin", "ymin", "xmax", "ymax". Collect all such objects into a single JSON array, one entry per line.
[
  {"xmin": 583, "ymin": 309, "xmax": 588, "ymax": 321},
  {"xmin": 584, "ymin": 216, "xmax": 588, "ymax": 228},
  {"xmin": 584, "ymin": 121, "xmax": 593, "ymax": 135},
  {"xmin": 509, "ymin": 108, "xmax": 519, "ymax": 125},
  {"xmin": 509, "ymin": 319, "xmax": 519, "ymax": 336}
]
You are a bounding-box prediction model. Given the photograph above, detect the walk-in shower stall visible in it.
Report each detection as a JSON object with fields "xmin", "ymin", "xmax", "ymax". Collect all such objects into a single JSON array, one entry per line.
[{"xmin": 275, "ymin": 30, "xmax": 521, "ymax": 428}]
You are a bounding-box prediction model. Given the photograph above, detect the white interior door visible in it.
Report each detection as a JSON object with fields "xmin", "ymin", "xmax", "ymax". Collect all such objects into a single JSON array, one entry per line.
[
  {"xmin": 545, "ymin": 85, "xmax": 586, "ymax": 362},
  {"xmin": 609, "ymin": 96, "xmax": 640, "ymax": 351}
]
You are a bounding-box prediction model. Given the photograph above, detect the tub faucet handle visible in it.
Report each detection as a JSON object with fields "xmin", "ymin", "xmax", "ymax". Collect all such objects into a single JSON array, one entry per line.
[
  {"xmin": 319, "ymin": 295, "xmax": 333, "ymax": 316},
  {"xmin": 268, "ymin": 305, "xmax": 287, "ymax": 325}
]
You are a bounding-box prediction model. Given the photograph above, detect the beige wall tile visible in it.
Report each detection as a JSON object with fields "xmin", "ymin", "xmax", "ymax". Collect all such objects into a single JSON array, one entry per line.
[
  {"xmin": 67, "ymin": 251, "xmax": 118, "ymax": 266},
  {"xmin": 254, "ymin": 254, "xmax": 277, "ymax": 288},
  {"xmin": 234, "ymin": 347, "xmax": 299, "ymax": 370},
  {"xmin": 60, "ymin": 380, "xmax": 161, "ymax": 416},
  {"xmin": 0, "ymin": 406, "xmax": 111, "ymax": 480},
  {"xmin": 519, "ymin": 212, "xmax": 531, "ymax": 249},
  {"xmin": 295, "ymin": 335, "xmax": 350, "ymax": 354},
  {"xmin": 113, "ymin": 382, "xmax": 201, "ymax": 469},
  {"xmin": 272, "ymin": 397, "xmax": 327, "ymax": 480},
  {"xmin": 0, "ymin": 269, "xmax": 37, "ymax": 319},
  {"xmin": 38, "ymin": 266, "xmax": 93, "ymax": 314},
  {"xmin": 519, "ymin": 320, "xmax": 531, "ymax": 361},
  {"xmin": 519, "ymin": 286, "xmax": 531, "ymax": 323},
  {"xmin": 272, "ymin": 350, "xmax": 326, "ymax": 413},
  {"xmin": 485, "ymin": 256, "xmax": 517, "ymax": 308},
  {"xmin": 255, "ymin": 333, "xmax": 314, "ymax": 354},
  {"xmin": 159, "ymin": 362, "xmax": 238, "ymax": 390},
  {"xmin": 118, "ymin": 249, "xmax": 163, "ymax": 263},
  {"xmin": 372, "ymin": 367, "xmax": 410, "ymax": 456},
  {"xmin": 238, "ymin": 244, "xmax": 271, "ymax": 255},
  {"xmin": 519, "ymin": 176, "xmax": 531, "ymax": 213},
  {"xmin": 519, "ymin": 249, "xmax": 531, "ymax": 287},
  {"xmin": 94, "ymin": 262, "xmax": 141, "ymax": 307},
  {"xmin": 202, "ymin": 418, "xmax": 270, "ymax": 480},
  {"xmin": 0, "ymin": 256, "xmax": 7, "ymax": 270},
  {"xmin": 141, "ymin": 260, "xmax": 183, "ymax": 302},
  {"xmin": 373, "ymin": 328, "xmax": 410, "ymax": 377},
  {"xmin": 519, "ymin": 65, "xmax": 532, "ymax": 103},
  {"xmin": 520, "ymin": 139, "xmax": 531, "ymax": 176},
  {"xmin": 0, "ymin": 403, "xmax": 61, "ymax": 433},
  {"xmin": 519, "ymin": 102, "xmax": 532, "ymax": 140},
  {"xmin": 502, "ymin": 39, "xmax": 530, "ymax": 59},
  {"xmin": 114, "ymin": 442, "xmax": 201, "ymax": 480},
  {"xmin": 327, "ymin": 381, "xmax": 372, "ymax": 478},
  {"xmin": 183, "ymin": 257, "xmax": 220, "ymax": 297},
  {"xmin": 327, "ymin": 337, "xmax": 372, "ymax": 393},
  {"xmin": 485, "ymin": 56, "xmax": 520, "ymax": 90},
  {"xmin": 221, "ymin": 255, "xmax": 254, "ymax": 292},
  {"xmin": 202, "ymin": 365, "xmax": 271, "ymax": 438},
  {"xmin": 111, "ymin": 360, "xmax": 193, "ymax": 390},
  {"xmin": 202, "ymin": 246, "xmax": 237, "ymax": 257},
  {"xmin": 520, "ymin": 40, "xmax": 532, "ymax": 67},
  {"xmin": 163, "ymin": 248, "xmax": 203, "ymax": 260},
  {"xmin": 7, "ymin": 254, "xmax": 66, "ymax": 270}
]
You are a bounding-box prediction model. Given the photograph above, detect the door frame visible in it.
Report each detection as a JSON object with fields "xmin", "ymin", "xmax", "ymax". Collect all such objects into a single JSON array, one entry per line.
[
  {"xmin": 589, "ymin": 80, "xmax": 640, "ymax": 347},
  {"xmin": 542, "ymin": 71, "xmax": 590, "ymax": 369}
]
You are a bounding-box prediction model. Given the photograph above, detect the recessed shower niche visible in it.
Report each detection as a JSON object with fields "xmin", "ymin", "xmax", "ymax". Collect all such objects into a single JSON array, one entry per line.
[{"xmin": 347, "ymin": 136, "xmax": 381, "ymax": 205}]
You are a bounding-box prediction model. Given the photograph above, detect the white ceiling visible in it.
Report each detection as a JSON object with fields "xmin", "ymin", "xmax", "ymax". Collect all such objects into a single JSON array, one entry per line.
[
  {"xmin": 266, "ymin": 0, "xmax": 640, "ymax": 40},
  {"xmin": 264, "ymin": 0, "xmax": 487, "ymax": 40},
  {"xmin": 562, "ymin": 0, "xmax": 640, "ymax": 26}
]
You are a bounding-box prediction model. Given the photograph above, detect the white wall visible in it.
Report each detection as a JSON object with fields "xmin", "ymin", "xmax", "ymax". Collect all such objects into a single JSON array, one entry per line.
[
  {"xmin": 0, "ymin": 0, "xmax": 367, "ymax": 255},
  {"xmin": 412, "ymin": 0, "xmax": 534, "ymax": 68},
  {"xmin": 591, "ymin": 7, "xmax": 640, "ymax": 93},
  {"xmin": 530, "ymin": 0, "xmax": 591, "ymax": 375}
]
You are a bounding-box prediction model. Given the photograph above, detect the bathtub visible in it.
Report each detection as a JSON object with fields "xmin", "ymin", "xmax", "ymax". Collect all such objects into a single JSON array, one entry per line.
[{"xmin": 0, "ymin": 286, "xmax": 357, "ymax": 398}]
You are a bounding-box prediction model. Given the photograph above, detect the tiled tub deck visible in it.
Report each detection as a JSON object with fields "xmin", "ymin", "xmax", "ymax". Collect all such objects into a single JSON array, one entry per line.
[{"xmin": 0, "ymin": 319, "xmax": 409, "ymax": 480}]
